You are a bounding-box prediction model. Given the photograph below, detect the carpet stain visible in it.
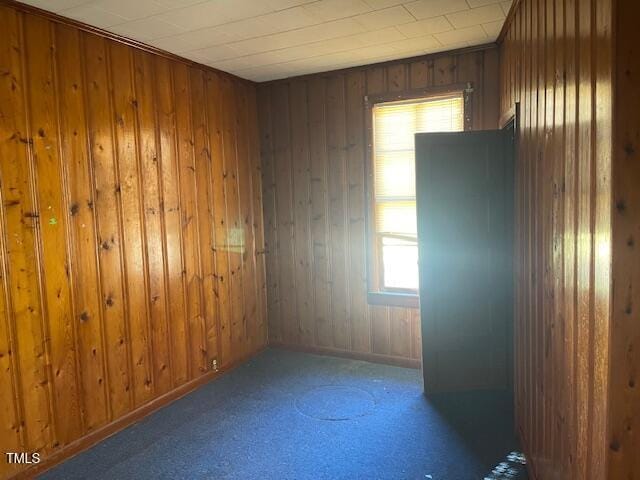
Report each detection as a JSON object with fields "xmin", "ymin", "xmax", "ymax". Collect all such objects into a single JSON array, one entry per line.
[{"xmin": 294, "ymin": 385, "xmax": 376, "ymax": 421}]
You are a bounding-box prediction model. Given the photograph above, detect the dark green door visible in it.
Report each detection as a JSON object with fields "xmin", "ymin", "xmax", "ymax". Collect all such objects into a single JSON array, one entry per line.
[{"xmin": 415, "ymin": 129, "xmax": 513, "ymax": 393}]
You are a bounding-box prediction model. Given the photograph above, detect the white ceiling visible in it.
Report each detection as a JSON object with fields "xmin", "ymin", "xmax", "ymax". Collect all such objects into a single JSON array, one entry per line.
[{"xmin": 19, "ymin": 0, "xmax": 512, "ymax": 82}]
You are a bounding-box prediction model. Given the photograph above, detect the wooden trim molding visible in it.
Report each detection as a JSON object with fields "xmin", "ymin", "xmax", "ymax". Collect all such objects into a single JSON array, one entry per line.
[
  {"xmin": 0, "ymin": 0, "xmax": 254, "ymax": 86},
  {"xmin": 14, "ymin": 347, "xmax": 265, "ymax": 480},
  {"xmin": 270, "ymin": 343, "xmax": 421, "ymax": 369}
]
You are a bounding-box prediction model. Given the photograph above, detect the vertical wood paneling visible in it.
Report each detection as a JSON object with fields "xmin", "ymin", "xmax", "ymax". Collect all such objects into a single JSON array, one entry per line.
[
  {"xmin": 257, "ymin": 84, "xmax": 281, "ymax": 344},
  {"xmin": 173, "ymin": 62, "xmax": 202, "ymax": 380},
  {"xmin": 187, "ymin": 67, "xmax": 211, "ymax": 375},
  {"xmin": 259, "ymin": 47, "xmax": 499, "ymax": 365},
  {"xmin": 78, "ymin": 32, "xmax": 113, "ymax": 430},
  {"xmin": 345, "ymin": 71, "xmax": 369, "ymax": 354},
  {"xmin": 271, "ymin": 83, "xmax": 296, "ymax": 345},
  {"xmin": 154, "ymin": 56, "xmax": 188, "ymax": 387},
  {"xmin": 133, "ymin": 50, "xmax": 172, "ymax": 395},
  {"xmin": 109, "ymin": 41, "xmax": 153, "ymax": 407},
  {"xmin": 25, "ymin": 16, "xmax": 81, "ymax": 447},
  {"xmin": 499, "ymin": 0, "xmax": 614, "ymax": 478},
  {"xmin": 207, "ymin": 72, "xmax": 232, "ymax": 367},
  {"xmin": 5, "ymin": 11, "xmax": 55, "ymax": 455},
  {"xmin": 609, "ymin": 1, "xmax": 640, "ymax": 479},
  {"xmin": 325, "ymin": 74, "xmax": 349, "ymax": 351},
  {"xmin": 235, "ymin": 84, "xmax": 262, "ymax": 353},
  {"xmin": 0, "ymin": 6, "xmax": 39, "ymax": 464},
  {"xmin": 307, "ymin": 77, "xmax": 332, "ymax": 348},
  {"xmin": 289, "ymin": 80, "xmax": 313, "ymax": 345},
  {"xmin": 246, "ymin": 85, "xmax": 267, "ymax": 349},
  {"xmin": 220, "ymin": 77, "xmax": 244, "ymax": 360},
  {"xmin": 0, "ymin": 4, "xmax": 266, "ymax": 478}
]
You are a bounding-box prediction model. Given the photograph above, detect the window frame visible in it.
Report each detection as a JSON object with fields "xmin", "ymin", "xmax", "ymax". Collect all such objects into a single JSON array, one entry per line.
[{"xmin": 364, "ymin": 83, "xmax": 474, "ymax": 308}]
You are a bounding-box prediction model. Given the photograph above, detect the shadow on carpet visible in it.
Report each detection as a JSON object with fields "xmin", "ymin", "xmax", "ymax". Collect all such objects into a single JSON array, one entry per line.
[{"xmin": 41, "ymin": 348, "xmax": 525, "ymax": 480}]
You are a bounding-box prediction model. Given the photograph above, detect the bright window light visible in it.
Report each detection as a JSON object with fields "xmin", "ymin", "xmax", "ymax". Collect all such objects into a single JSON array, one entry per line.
[{"xmin": 372, "ymin": 94, "xmax": 464, "ymax": 292}]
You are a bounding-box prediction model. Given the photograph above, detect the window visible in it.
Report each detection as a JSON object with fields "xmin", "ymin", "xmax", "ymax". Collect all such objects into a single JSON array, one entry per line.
[{"xmin": 368, "ymin": 93, "xmax": 465, "ymax": 300}]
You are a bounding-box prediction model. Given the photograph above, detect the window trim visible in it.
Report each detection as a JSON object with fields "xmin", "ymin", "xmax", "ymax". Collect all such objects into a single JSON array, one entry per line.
[{"xmin": 364, "ymin": 83, "xmax": 474, "ymax": 308}]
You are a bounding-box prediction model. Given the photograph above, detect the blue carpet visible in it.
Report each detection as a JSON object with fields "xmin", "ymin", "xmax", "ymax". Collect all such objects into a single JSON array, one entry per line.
[{"xmin": 41, "ymin": 349, "xmax": 525, "ymax": 480}]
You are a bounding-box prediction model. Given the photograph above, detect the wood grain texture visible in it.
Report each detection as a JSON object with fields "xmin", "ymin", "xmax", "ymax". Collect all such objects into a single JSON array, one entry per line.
[
  {"xmin": 258, "ymin": 47, "xmax": 499, "ymax": 364},
  {"xmin": 499, "ymin": 0, "xmax": 614, "ymax": 478},
  {"xmin": 609, "ymin": 1, "xmax": 640, "ymax": 479},
  {"xmin": 0, "ymin": 4, "xmax": 266, "ymax": 479}
]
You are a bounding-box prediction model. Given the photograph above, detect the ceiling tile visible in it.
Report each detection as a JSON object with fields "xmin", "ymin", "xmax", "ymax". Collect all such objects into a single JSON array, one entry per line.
[
  {"xmin": 90, "ymin": 0, "xmax": 169, "ymax": 21},
  {"xmin": 396, "ymin": 15, "xmax": 452, "ymax": 38},
  {"xmin": 482, "ymin": 19, "xmax": 504, "ymax": 39},
  {"xmin": 446, "ymin": 4, "xmax": 504, "ymax": 29},
  {"xmin": 362, "ymin": 0, "xmax": 405, "ymax": 10},
  {"xmin": 154, "ymin": 2, "xmax": 234, "ymax": 30},
  {"xmin": 22, "ymin": 0, "xmax": 508, "ymax": 81},
  {"xmin": 186, "ymin": 43, "xmax": 240, "ymax": 63},
  {"xmin": 351, "ymin": 26, "xmax": 406, "ymax": 45},
  {"xmin": 109, "ymin": 17, "xmax": 185, "ymax": 41},
  {"xmin": 211, "ymin": 0, "xmax": 276, "ymax": 22},
  {"xmin": 302, "ymin": 0, "xmax": 372, "ymax": 22},
  {"xmin": 386, "ymin": 34, "xmax": 441, "ymax": 52},
  {"xmin": 434, "ymin": 24, "xmax": 488, "ymax": 45},
  {"xmin": 353, "ymin": 6, "xmax": 415, "ymax": 30},
  {"xmin": 500, "ymin": 0, "xmax": 513, "ymax": 15},
  {"xmin": 229, "ymin": 17, "xmax": 366, "ymax": 56},
  {"xmin": 466, "ymin": 0, "xmax": 501, "ymax": 7},
  {"xmin": 18, "ymin": 0, "xmax": 94, "ymax": 12},
  {"xmin": 262, "ymin": 0, "xmax": 319, "ymax": 9},
  {"xmin": 154, "ymin": 0, "xmax": 203, "ymax": 7},
  {"xmin": 148, "ymin": 26, "xmax": 236, "ymax": 52},
  {"xmin": 258, "ymin": 7, "xmax": 321, "ymax": 32},
  {"xmin": 211, "ymin": 52, "xmax": 278, "ymax": 71},
  {"xmin": 404, "ymin": 0, "xmax": 469, "ymax": 19},
  {"xmin": 154, "ymin": 0, "xmax": 274, "ymax": 32},
  {"xmin": 59, "ymin": 4, "xmax": 128, "ymax": 28}
]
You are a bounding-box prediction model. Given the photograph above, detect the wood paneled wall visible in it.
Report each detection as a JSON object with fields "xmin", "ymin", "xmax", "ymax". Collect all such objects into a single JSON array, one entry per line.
[
  {"xmin": 609, "ymin": 2, "xmax": 640, "ymax": 478},
  {"xmin": 257, "ymin": 46, "xmax": 499, "ymax": 367},
  {"xmin": 0, "ymin": 4, "xmax": 266, "ymax": 478},
  {"xmin": 499, "ymin": 0, "xmax": 613, "ymax": 478}
]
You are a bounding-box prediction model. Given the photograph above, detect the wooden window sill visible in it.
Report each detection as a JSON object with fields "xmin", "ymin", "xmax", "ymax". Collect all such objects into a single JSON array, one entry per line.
[{"xmin": 367, "ymin": 291, "xmax": 419, "ymax": 309}]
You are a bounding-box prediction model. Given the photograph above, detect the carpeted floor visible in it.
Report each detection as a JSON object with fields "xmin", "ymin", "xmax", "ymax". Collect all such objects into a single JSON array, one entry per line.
[{"xmin": 41, "ymin": 349, "xmax": 526, "ymax": 480}]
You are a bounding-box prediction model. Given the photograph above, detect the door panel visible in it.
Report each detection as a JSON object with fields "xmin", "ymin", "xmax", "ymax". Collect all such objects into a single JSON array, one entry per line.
[{"xmin": 416, "ymin": 130, "xmax": 513, "ymax": 393}]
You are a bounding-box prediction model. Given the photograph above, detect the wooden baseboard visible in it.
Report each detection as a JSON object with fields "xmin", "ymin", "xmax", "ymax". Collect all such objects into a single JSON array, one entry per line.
[
  {"xmin": 15, "ymin": 346, "xmax": 265, "ymax": 480},
  {"xmin": 270, "ymin": 342, "xmax": 421, "ymax": 369}
]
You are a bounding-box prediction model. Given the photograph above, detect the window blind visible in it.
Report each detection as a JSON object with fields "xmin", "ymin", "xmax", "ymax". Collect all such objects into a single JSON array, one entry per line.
[{"xmin": 372, "ymin": 94, "xmax": 464, "ymax": 290}]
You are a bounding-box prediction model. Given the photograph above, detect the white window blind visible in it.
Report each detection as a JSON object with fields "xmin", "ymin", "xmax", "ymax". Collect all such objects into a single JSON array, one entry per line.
[{"xmin": 372, "ymin": 94, "xmax": 464, "ymax": 291}]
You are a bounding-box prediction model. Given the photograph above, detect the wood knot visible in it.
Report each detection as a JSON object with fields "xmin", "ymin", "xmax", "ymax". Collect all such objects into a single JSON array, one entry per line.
[
  {"xmin": 105, "ymin": 295, "xmax": 114, "ymax": 307},
  {"xmin": 101, "ymin": 240, "xmax": 110, "ymax": 250},
  {"xmin": 616, "ymin": 199, "xmax": 626, "ymax": 212},
  {"xmin": 70, "ymin": 203, "xmax": 79, "ymax": 216},
  {"xmin": 609, "ymin": 439, "xmax": 621, "ymax": 452},
  {"xmin": 624, "ymin": 143, "xmax": 636, "ymax": 156}
]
